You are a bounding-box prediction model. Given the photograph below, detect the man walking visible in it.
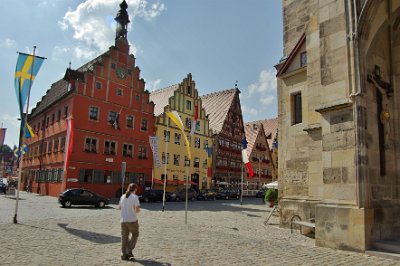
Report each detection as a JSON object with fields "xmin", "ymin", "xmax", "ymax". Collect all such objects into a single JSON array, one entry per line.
[{"xmin": 118, "ymin": 183, "xmax": 140, "ymax": 260}]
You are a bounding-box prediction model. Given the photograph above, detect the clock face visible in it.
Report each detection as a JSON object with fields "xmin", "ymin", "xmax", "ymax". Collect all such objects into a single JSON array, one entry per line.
[{"xmin": 116, "ymin": 67, "xmax": 127, "ymax": 79}]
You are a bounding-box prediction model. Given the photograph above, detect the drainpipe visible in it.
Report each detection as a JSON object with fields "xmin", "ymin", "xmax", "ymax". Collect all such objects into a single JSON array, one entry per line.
[{"xmin": 347, "ymin": 0, "xmax": 364, "ymax": 208}]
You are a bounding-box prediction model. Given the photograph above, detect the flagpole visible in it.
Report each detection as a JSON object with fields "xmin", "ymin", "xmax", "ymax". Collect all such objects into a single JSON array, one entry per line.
[
  {"xmin": 240, "ymin": 163, "xmax": 244, "ymax": 206},
  {"xmin": 14, "ymin": 46, "xmax": 37, "ymax": 224},
  {"xmin": 185, "ymin": 163, "xmax": 188, "ymax": 225},
  {"xmin": 162, "ymin": 122, "xmax": 169, "ymax": 212}
]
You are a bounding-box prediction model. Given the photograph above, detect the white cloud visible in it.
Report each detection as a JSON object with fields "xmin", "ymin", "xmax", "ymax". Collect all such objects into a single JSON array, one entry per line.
[
  {"xmin": 146, "ymin": 79, "xmax": 161, "ymax": 91},
  {"xmin": 74, "ymin": 46, "xmax": 98, "ymax": 60},
  {"xmin": 53, "ymin": 45, "xmax": 71, "ymax": 58},
  {"xmin": 1, "ymin": 114, "xmax": 20, "ymax": 128},
  {"xmin": 247, "ymin": 69, "xmax": 277, "ymax": 96},
  {"xmin": 260, "ymin": 95, "xmax": 274, "ymax": 105},
  {"xmin": 241, "ymin": 105, "xmax": 258, "ymax": 116},
  {"xmin": 58, "ymin": 0, "xmax": 165, "ymax": 60},
  {"xmin": 0, "ymin": 38, "xmax": 16, "ymax": 48}
]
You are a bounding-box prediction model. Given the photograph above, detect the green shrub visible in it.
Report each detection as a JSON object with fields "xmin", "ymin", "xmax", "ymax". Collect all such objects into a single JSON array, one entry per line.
[{"xmin": 264, "ymin": 188, "xmax": 278, "ymax": 202}]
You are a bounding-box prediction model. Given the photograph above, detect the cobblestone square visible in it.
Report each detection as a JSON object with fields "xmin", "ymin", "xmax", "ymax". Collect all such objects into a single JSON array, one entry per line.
[{"xmin": 0, "ymin": 192, "xmax": 398, "ymax": 265}]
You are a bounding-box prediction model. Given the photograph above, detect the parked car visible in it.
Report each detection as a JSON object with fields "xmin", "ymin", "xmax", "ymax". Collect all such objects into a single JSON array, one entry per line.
[
  {"xmin": 256, "ymin": 187, "xmax": 267, "ymax": 198},
  {"xmin": 216, "ymin": 188, "xmax": 240, "ymax": 200},
  {"xmin": 139, "ymin": 189, "xmax": 164, "ymax": 203},
  {"xmin": 0, "ymin": 183, "xmax": 7, "ymax": 194},
  {"xmin": 197, "ymin": 189, "xmax": 217, "ymax": 200},
  {"xmin": 58, "ymin": 188, "xmax": 109, "ymax": 208},
  {"xmin": 168, "ymin": 188, "xmax": 198, "ymax": 201}
]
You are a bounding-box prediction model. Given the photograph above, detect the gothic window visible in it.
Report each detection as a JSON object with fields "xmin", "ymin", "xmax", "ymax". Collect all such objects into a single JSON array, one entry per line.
[{"xmin": 292, "ymin": 92, "xmax": 302, "ymax": 125}]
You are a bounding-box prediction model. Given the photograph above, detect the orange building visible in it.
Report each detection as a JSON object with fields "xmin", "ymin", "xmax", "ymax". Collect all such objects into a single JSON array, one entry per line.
[{"xmin": 22, "ymin": 1, "xmax": 155, "ymax": 198}]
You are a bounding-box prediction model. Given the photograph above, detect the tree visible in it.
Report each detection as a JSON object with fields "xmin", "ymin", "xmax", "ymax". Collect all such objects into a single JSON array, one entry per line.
[{"xmin": 0, "ymin": 145, "xmax": 12, "ymax": 153}]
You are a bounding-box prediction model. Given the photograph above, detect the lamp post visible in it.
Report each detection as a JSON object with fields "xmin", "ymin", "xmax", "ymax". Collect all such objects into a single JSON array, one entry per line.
[{"xmin": 257, "ymin": 155, "xmax": 261, "ymax": 189}]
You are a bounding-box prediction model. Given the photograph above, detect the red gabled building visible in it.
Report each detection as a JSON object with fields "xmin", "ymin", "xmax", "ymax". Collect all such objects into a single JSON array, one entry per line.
[{"xmin": 22, "ymin": 0, "xmax": 155, "ymax": 198}]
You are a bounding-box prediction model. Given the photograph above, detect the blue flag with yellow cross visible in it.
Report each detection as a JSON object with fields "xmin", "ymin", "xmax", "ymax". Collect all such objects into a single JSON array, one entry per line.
[
  {"xmin": 14, "ymin": 52, "xmax": 45, "ymax": 138},
  {"xmin": 14, "ymin": 52, "xmax": 45, "ymax": 116}
]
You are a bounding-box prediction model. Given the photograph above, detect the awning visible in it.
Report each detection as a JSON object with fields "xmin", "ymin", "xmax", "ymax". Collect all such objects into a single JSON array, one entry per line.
[
  {"xmin": 153, "ymin": 179, "xmax": 164, "ymax": 185},
  {"xmin": 265, "ymin": 181, "xmax": 278, "ymax": 189}
]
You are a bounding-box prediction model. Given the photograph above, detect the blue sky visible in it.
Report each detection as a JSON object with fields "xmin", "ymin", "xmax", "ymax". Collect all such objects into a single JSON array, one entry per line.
[{"xmin": 0, "ymin": 0, "xmax": 282, "ymax": 147}]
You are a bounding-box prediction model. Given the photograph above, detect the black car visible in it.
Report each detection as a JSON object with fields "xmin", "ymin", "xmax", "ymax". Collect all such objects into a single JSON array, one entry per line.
[
  {"xmin": 216, "ymin": 188, "xmax": 240, "ymax": 200},
  {"xmin": 168, "ymin": 188, "xmax": 198, "ymax": 201},
  {"xmin": 0, "ymin": 183, "xmax": 7, "ymax": 194},
  {"xmin": 197, "ymin": 189, "xmax": 217, "ymax": 200},
  {"xmin": 139, "ymin": 189, "xmax": 164, "ymax": 203},
  {"xmin": 256, "ymin": 188, "xmax": 267, "ymax": 198},
  {"xmin": 58, "ymin": 188, "xmax": 109, "ymax": 208}
]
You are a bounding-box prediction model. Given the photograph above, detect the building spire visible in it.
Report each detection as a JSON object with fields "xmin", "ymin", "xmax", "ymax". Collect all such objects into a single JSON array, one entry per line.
[{"xmin": 115, "ymin": 0, "xmax": 130, "ymax": 41}]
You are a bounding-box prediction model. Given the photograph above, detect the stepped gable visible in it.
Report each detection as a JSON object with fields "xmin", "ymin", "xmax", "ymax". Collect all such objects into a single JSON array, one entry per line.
[
  {"xmin": 244, "ymin": 122, "xmax": 263, "ymax": 155},
  {"xmin": 258, "ymin": 117, "xmax": 278, "ymax": 149},
  {"xmin": 30, "ymin": 52, "xmax": 108, "ymax": 118},
  {"xmin": 149, "ymin": 84, "xmax": 178, "ymax": 116},
  {"xmin": 201, "ymin": 88, "xmax": 237, "ymax": 134}
]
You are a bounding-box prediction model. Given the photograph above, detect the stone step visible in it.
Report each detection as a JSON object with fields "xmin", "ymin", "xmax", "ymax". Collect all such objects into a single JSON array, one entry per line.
[
  {"xmin": 366, "ymin": 240, "xmax": 400, "ymax": 261},
  {"xmin": 373, "ymin": 240, "xmax": 400, "ymax": 254},
  {"xmin": 365, "ymin": 250, "xmax": 400, "ymax": 261}
]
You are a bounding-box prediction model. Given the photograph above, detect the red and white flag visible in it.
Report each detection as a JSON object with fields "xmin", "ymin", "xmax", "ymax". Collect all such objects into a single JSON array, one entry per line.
[
  {"xmin": 190, "ymin": 105, "xmax": 198, "ymax": 136},
  {"xmin": 64, "ymin": 117, "xmax": 74, "ymax": 172},
  {"xmin": 242, "ymin": 137, "xmax": 254, "ymax": 177}
]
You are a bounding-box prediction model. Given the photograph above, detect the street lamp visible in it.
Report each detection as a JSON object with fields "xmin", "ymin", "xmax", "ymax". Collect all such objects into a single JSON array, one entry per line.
[{"xmin": 257, "ymin": 155, "xmax": 262, "ymax": 189}]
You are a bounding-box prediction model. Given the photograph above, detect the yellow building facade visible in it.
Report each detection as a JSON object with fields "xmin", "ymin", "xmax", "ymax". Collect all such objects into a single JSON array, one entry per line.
[{"xmin": 150, "ymin": 74, "xmax": 213, "ymax": 191}]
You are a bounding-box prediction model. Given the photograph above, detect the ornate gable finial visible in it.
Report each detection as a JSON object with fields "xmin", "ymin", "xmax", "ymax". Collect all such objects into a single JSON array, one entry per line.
[{"xmin": 115, "ymin": 0, "xmax": 130, "ymax": 41}]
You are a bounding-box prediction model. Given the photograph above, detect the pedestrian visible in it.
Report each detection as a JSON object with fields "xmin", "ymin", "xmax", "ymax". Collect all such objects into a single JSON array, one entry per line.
[{"xmin": 117, "ymin": 183, "xmax": 140, "ymax": 260}]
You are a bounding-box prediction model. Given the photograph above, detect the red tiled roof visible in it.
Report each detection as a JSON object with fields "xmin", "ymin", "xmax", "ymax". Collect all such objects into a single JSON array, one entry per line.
[
  {"xmin": 30, "ymin": 50, "xmax": 109, "ymax": 118},
  {"xmin": 200, "ymin": 88, "xmax": 237, "ymax": 134},
  {"xmin": 149, "ymin": 84, "xmax": 178, "ymax": 116},
  {"xmin": 244, "ymin": 122, "xmax": 261, "ymax": 155},
  {"xmin": 247, "ymin": 118, "xmax": 278, "ymax": 149}
]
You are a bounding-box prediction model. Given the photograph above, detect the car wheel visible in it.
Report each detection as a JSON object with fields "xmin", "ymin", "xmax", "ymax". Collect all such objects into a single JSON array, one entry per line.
[
  {"xmin": 175, "ymin": 197, "xmax": 180, "ymax": 201},
  {"xmin": 97, "ymin": 200, "xmax": 106, "ymax": 208},
  {"xmin": 225, "ymin": 195, "xmax": 229, "ymax": 200},
  {"xmin": 64, "ymin": 200, "xmax": 72, "ymax": 208},
  {"xmin": 144, "ymin": 197, "xmax": 150, "ymax": 203}
]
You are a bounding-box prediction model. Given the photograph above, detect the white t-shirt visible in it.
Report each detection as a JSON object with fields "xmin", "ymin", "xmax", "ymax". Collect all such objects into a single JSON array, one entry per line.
[{"xmin": 119, "ymin": 193, "xmax": 140, "ymax": 223}]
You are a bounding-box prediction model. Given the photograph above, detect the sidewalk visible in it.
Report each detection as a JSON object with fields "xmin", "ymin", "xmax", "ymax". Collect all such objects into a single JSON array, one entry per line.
[{"xmin": 0, "ymin": 192, "xmax": 398, "ymax": 265}]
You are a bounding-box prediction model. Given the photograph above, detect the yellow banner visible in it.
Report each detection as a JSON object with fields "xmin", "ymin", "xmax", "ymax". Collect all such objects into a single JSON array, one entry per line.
[{"xmin": 166, "ymin": 111, "xmax": 191, "ymax": 159}]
